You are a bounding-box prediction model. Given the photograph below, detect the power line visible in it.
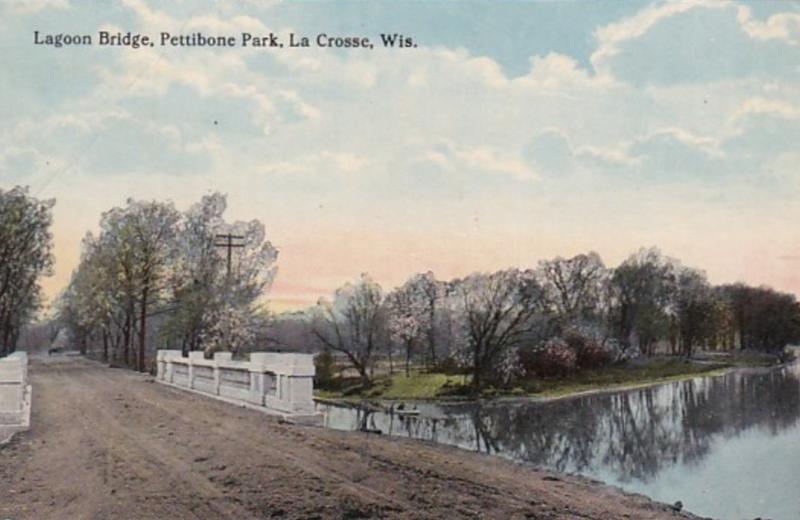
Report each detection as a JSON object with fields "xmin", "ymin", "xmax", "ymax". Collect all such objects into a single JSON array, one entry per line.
[{"xmin": 214, "ymin": 233, "xmax": 245, "ymax": 277}]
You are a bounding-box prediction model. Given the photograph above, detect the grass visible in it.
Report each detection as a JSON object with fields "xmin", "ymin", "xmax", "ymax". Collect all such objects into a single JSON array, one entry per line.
[
  {"xmin": 522, "ymin": 361, "xmax": 728, "ymax": 398},
  {"xmin": 380, "ymin": 372, "xmax": 468, "ymax": 399},
  {"xmin": 314, "ymin": 371, "xmax": 469, "ymax": 401},
  {"xmin": 314, "ymin": 355, "xmax": 782, "ymax": 402}
]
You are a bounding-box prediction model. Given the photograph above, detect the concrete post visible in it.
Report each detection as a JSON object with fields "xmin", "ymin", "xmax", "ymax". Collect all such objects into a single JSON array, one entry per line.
[
  {"xmin": 213, "ymin": 352, "xmax": 232, "ymax": 395},
  {"xmin": 188, "ymin": 351, "xmax": 205, "ymax": 389}
]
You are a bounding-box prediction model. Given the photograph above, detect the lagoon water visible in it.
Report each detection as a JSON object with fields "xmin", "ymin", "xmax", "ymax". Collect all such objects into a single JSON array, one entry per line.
[{"xmin": 318, "ymin": 363, "xmax": 800, "ymax": 520}]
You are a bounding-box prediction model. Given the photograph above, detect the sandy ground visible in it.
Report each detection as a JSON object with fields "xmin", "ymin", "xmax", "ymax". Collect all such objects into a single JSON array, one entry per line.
[{"xmin": 0, "ymin": 357, "xmax": 700, "ymax": 520}]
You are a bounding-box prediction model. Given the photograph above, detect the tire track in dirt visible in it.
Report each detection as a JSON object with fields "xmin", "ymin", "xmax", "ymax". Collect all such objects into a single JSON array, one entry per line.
[
  {"xmin": 80, "ymin": 369, "xmax": 416, "ymax": 516},
  {"xmin": 61, "ymin": 367, "xmax": 255, "ymax": 519}
]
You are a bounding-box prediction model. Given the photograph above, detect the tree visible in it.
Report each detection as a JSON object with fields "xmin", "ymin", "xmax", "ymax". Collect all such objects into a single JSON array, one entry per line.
[
  {"xmin": 126, "ymin": 200, "xmax": 180, "ymax": 371},
  {"xmin": 672, "ymin": 267, "xmax": 714, "ymax": 357},
  {"xmin": 450, "ymin": 269, "xmax": 546, "ymax": 388},
  {"xmin": 386, "ymin": 283, "xmax": 426, "ymax": 376},
  {"xmin": 56, "ymin": 235, "xmax": 114, "ymax": 358},
  {"xmin": 385, "ymin": 272, "xmax": 445, "ymax": 374},
  {"xmin": 720, "ymin": 284, "xmax": 800, "ymax": 352},
  {"xmin": 312, "ymin": 274, "xmax": 385, "ymax": 383},
  {"xmin": 410, "ymin": 272, "xmax": 445, "ymax": 366},
  {"xmin": 160, "ymin": 193, "xmax": 278, "ymax": 357},
  {"xmin": 607, "ymin": 248, "xmax": 676, "ymax": 356},
  {"xmin": 538, "ymin": 252, "xmax": 606, "ymax": 323},
  {"xmin": 162, "ymin": 193, "xmax": 226, "ymax": 355},
  {"xmin": 59, "ymin": 193, "xmax": 278, "ymax": 370},
  {"xmin": 0, "ymin": 186, "xmax": 54, "ymax": 356}
]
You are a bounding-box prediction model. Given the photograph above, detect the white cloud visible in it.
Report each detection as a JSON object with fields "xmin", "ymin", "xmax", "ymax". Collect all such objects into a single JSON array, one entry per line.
[
  {"xmin": 591, "ymin": 2, "xmax": 799, "ymax": 86},
  {"xmin": 259, "ymin": 151, "xmax": 370, "ymax": 177},
  {"xmin": 419, "ymin": 142, "xmax": 536, "ymax": 182},
  {"xmin": 591, "ymin": 1, "xmax": 713, "ymax": 74},
  {"xmin": 4, "ymin": 0, "xmax": 70, "ymax": 15},
  {"xmin": 732, "ymin": 97, "xmax": 800, "ymax": 123},
  {"xmin": 737, "ymin": 6, "xmax": 800, "ymax": 45}
]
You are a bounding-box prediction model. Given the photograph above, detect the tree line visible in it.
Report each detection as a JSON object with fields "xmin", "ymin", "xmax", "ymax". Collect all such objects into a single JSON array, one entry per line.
[
  {"xmin": 57, "ymin": 193, "xmax": 278, "ymax": 371},
  {"xmin": 306, "ymin": 249, "xmax": 800, "ymax": 388},
  {"xmin": 0, "ymin": 187, "xmax": 54, "ymax": 357},
  {"xmin": 48, "ymin": 192, "xmax": 800, "ymax": 385}
]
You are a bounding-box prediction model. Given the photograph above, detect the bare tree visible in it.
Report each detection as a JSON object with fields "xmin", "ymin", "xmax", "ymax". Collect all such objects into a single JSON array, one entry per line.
[
  {"xmin": 450, "ymin": 269, "xmax": 546, "ymax": 388},
  {"xmin": 312, "ymin": 274, "xmax": 385, "ymax": 383},
  {"xmin": 538, "ymin": 252, "xmax": 606, "ymax": 323}
]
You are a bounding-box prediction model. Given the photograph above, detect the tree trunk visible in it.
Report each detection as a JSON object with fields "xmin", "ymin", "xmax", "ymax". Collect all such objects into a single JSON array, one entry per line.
[
  {"xmin": 405, "ymin": 340, "xmax": 412, "ymax": 377},
  {"xmin": 428, "ymin": 303, "xmax": 437, "ymax": 368},
  {"xmin": 102, "ymin": 328, "xmax": 109, "ymax": 362},
  {"xmin": 138, "ymin": 283, "xmax": 149, "ymax": 372},
  {"xmin": 123, "ymin": 313, "xmax": 131, "ymax": 367}
]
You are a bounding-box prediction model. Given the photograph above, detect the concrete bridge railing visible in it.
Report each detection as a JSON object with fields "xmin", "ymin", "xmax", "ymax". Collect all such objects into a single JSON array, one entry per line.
[
  {"xmin": 0, "ymin": 352, "xmax": 32, "ymax": 439},
  {"xmin": 156, "ymin": 350, "xmax": 317, "ymax": 418}
]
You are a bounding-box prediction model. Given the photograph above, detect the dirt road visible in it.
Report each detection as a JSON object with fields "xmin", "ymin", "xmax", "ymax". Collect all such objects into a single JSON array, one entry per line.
[{"xmin": 0, "ymin": 357, "xmax": 697, "ymax": 519}]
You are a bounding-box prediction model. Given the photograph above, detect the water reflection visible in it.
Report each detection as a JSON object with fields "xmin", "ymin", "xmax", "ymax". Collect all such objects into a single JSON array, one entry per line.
[{"xmin": 319, "ymin": 364, "xmax": 800, "ymax": 519}]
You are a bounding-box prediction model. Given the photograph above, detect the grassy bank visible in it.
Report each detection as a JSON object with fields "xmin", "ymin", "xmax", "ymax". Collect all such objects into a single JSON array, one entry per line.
[{"xmin": 315, "ymin": 352, "xmax": 783, "ymax": 402}]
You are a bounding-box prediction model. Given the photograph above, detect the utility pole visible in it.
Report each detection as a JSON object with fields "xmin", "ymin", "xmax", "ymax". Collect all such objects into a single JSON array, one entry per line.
[{"xmin": 214, "ymin": 233, "xmax": 246, "ymax": 277}]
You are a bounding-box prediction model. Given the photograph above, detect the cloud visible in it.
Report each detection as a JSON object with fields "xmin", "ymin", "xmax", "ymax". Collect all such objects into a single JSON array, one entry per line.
[
  {"xmin": 737, "ymin": 6, "xmax": 800, "ymax": 44},
  {"xmin": 592, "ymin": 2, "xmax": 800, "ymax": 85},
  {"xmin": 259, "ymin": 151, "xmax": 370, "ymax": 177},
  {"xmin": 732, "ymin": 97, "xmax": 800, "ymax": 124},
  {"xmin": 522, "ymin": 128, "xmax": 576, "ymax": 177},
  {"xmin": 4, "ymin": 0, "xmax": 800, "ymax": 305},
  {"xmin": 3, "ymin": 0, "xmax": 70, "ymax": 15},
  {"xmin": 629, "ymin": 128, "xmax": 724, "ymax": 180},
  {"xmin": 419, "ymin": 142, "xmax": 536, "ymax": 182},
  {"xmin": 591, "ymin": 1, "xmax": 708, "ymax": 74},
  {"xmin": 4, "ymin": 108, "xmax": 215, "ymax": 180}
]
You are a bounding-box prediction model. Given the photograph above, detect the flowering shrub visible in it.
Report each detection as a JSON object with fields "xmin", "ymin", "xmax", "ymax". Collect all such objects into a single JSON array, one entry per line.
[
  {"xmin": 520, "ymin": 338, "xmax": 577, "ymax": 378},
  {"xmin": 564, "ymin": 331, "xmax": 611, "ymax": 369},
  {"xmin": 576, "ymin": 341, "xmax": 611, "ymax": 369},
  {"xmin": 200, "ymin": 303, "xmax": 255, "ymax": 357}
]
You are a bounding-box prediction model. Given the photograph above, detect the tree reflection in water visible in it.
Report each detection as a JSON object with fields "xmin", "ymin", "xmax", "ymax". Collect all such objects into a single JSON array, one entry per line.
[
  {"xmin": 321, "ymin": 364, "xmax": 800, "ymax": 485},
  {"xmin": 466, "ymin": 365, "xmax": 800, "ymax": 482}
]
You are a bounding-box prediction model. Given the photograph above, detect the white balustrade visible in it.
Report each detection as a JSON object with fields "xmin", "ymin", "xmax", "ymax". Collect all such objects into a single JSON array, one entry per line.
[{"xmin": 156, "ymin": 349, "xmax": 317, "ymax": 417}]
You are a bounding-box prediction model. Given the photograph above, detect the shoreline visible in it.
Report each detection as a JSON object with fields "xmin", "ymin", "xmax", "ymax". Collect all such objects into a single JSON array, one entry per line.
[
  {"xmin": 315, "ymin": 352, "xmax": 790, "ymax": 407},
  {"xmin": 315, "ymin": 364, "xmax": 744, "ymax": 408},
  {"xmin": 1, "ymin": 356, "xmax": 703, "ymax": 519}
]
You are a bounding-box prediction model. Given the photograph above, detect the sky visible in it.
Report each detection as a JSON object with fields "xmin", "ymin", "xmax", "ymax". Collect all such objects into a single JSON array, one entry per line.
[{"xmin": 1, "ymin": 0, "xmax": 799, "ymax": 312}]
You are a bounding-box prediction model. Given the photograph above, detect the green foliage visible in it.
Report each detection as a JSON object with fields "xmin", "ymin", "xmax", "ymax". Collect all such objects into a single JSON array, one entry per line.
[
  {"xmin": 314, "ymin": 350, "xmax": 337, "ymax": 387},
  {"xmin": 0, "ymin": 186, "xmax": 54, "ymax": 356}
]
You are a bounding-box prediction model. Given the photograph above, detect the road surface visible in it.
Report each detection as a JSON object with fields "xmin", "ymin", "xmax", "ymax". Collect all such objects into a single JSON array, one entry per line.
[{"xmin": 0, "ymin": 356, "xmax": 696, "ymax": 519}]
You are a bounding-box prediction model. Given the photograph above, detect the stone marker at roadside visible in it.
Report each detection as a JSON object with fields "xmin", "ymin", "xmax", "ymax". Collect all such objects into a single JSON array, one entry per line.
[{"xmin": 0, "ymin": 352, "xmax": 32, "ymax": 443}]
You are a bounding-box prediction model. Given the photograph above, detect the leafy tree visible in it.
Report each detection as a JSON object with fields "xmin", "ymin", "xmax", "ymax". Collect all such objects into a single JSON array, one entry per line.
[
  {"xmin": 672, "ymin": 267, "xmax": 714, "ymax": 357},
  {"xmin": 720, "ymin": 284, "xmax": 800, "ymax": 352},
  {"xmin": 0, "ymin": 186, "xmax": 54, "ymax": 356},
  {"xmin": 59, "ymin": 193, "xmax": 277, "ymax": 370},
  {"xmin": 607, "ymin": 248, "xmax": 676, "ymax": 356}
]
